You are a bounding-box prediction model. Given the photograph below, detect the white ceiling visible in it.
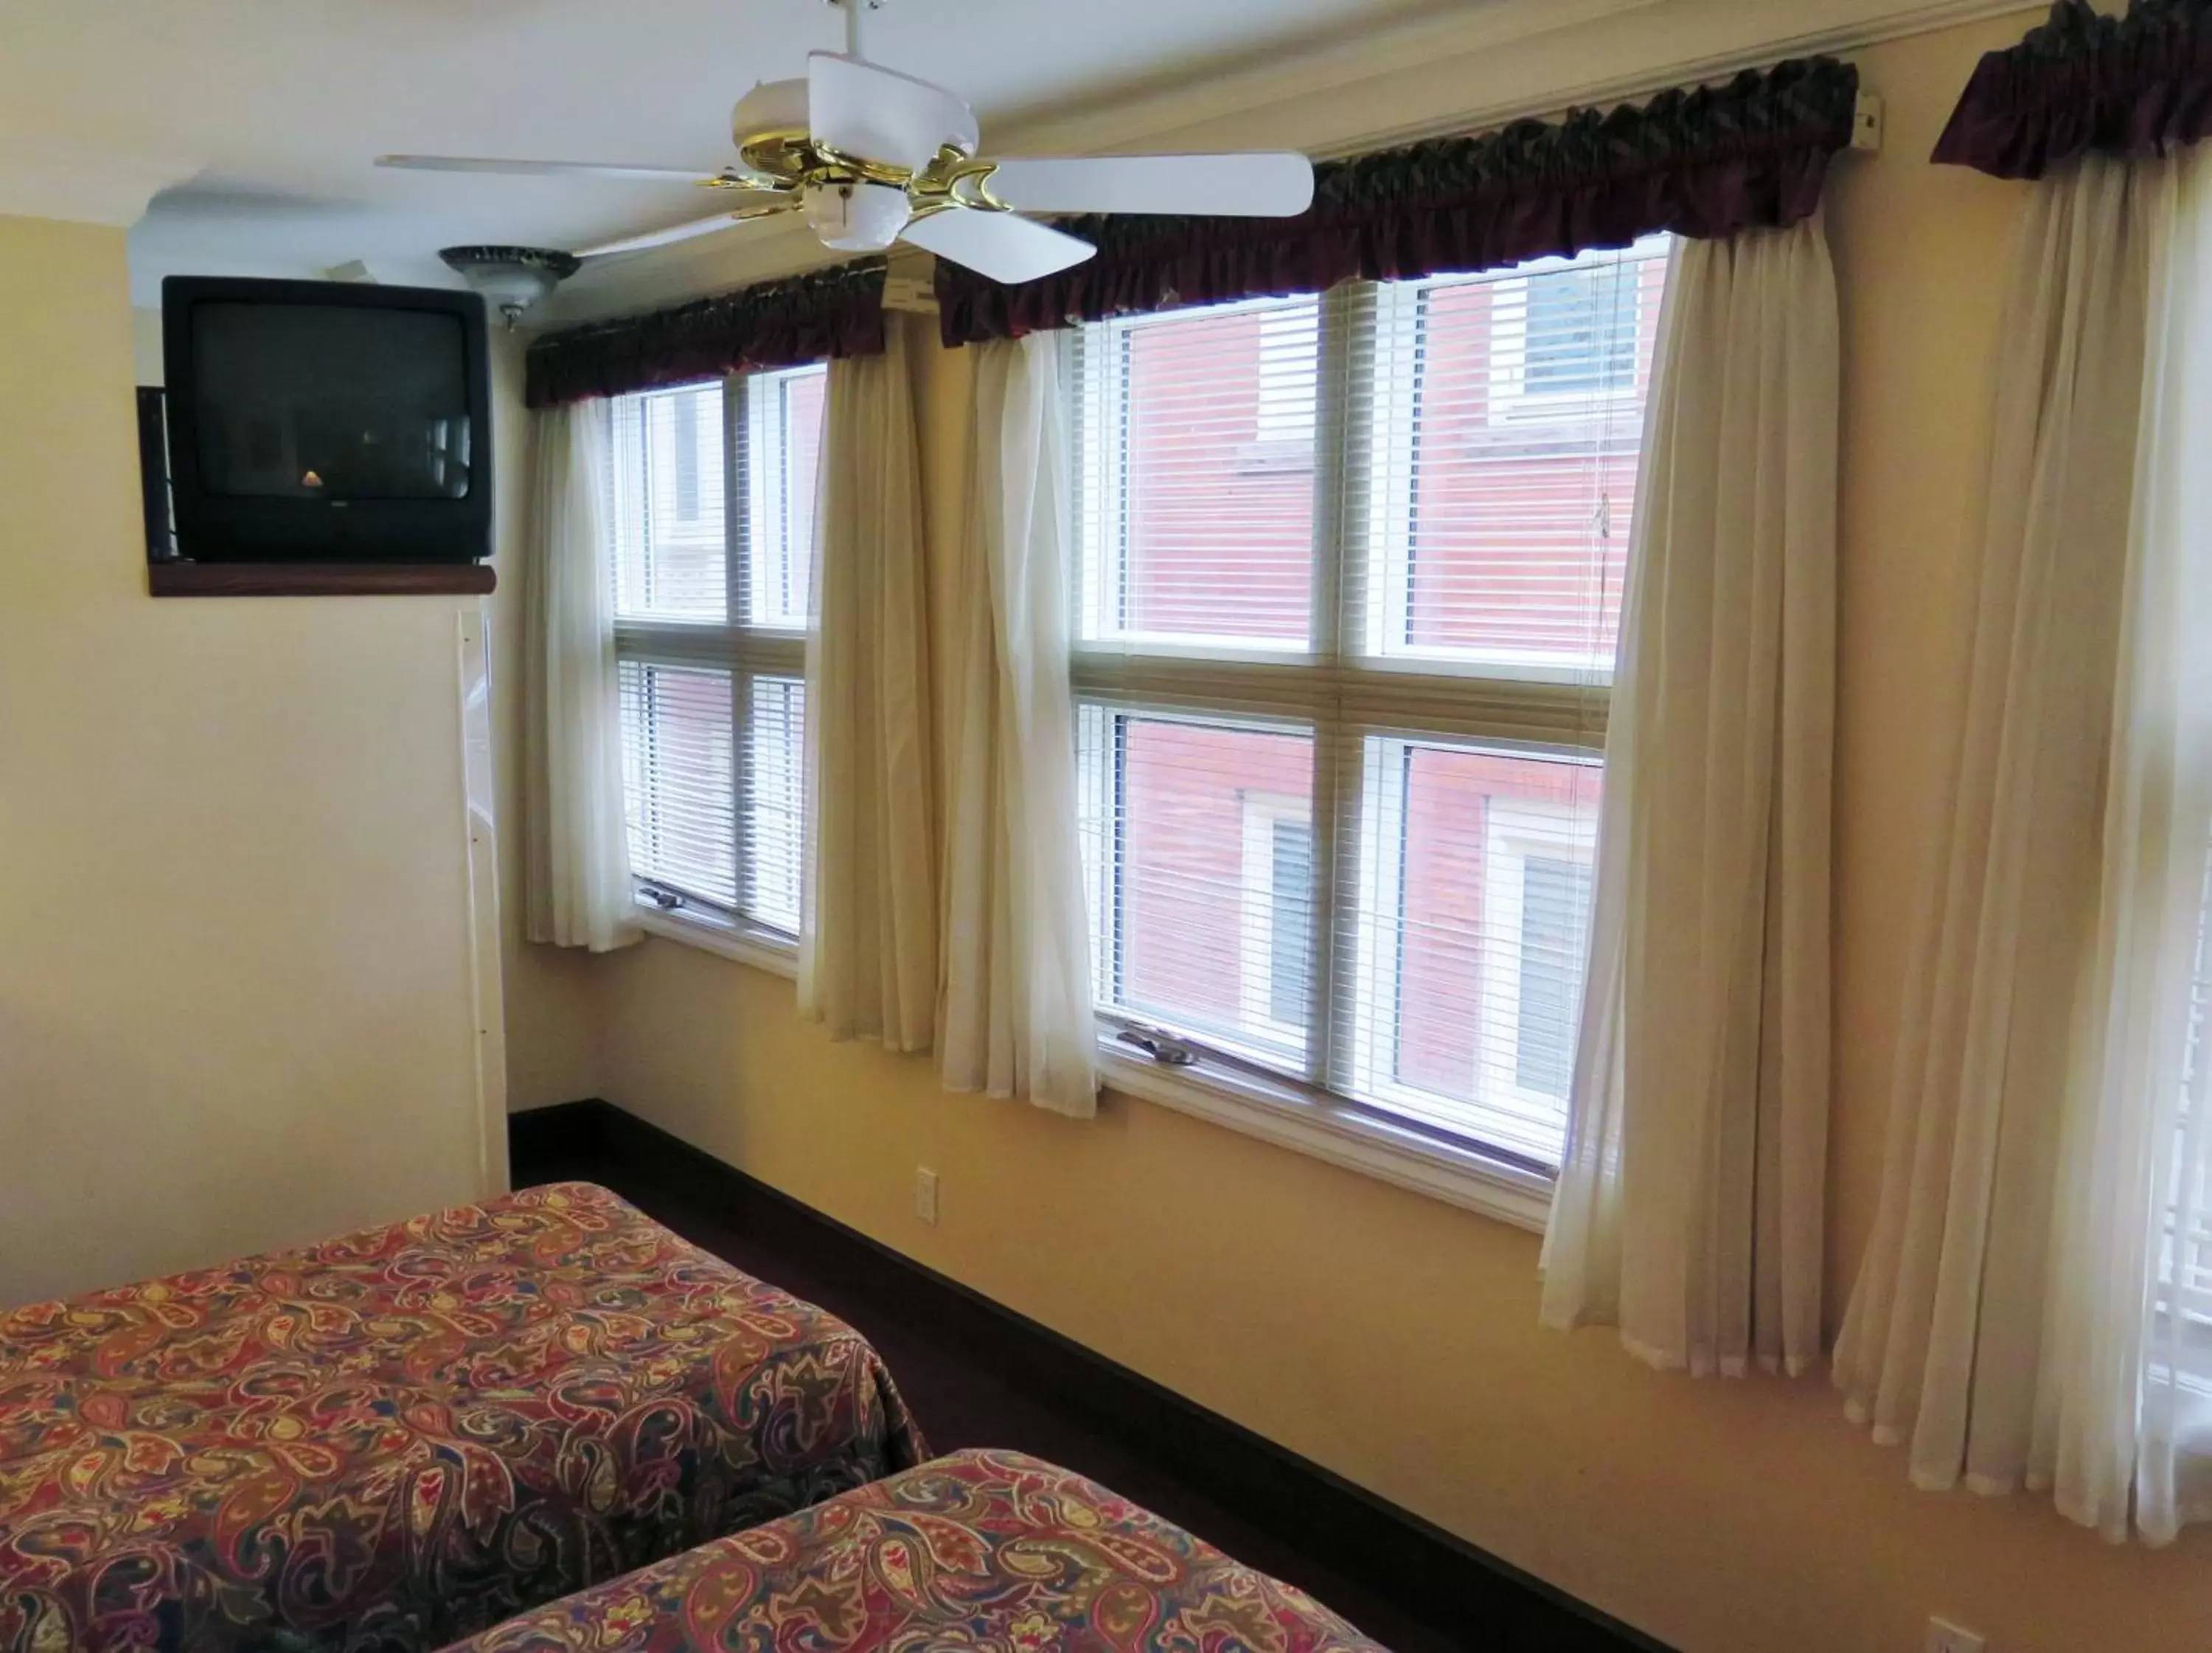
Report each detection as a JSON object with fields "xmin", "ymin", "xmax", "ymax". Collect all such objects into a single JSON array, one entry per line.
[{"xmin": 0, "ymin": 0, "xmax": 1470, "ymax": 306}]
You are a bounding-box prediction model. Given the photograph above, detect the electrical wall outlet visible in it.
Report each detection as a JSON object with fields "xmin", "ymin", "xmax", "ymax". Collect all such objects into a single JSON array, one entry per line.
[
  {"xmin": 914, "ymin": 1167, "xmax": 939, "ymax": 1226},
  {"xmin": 1927, "ymin": 1618, "xmax": 1985, "ymax": 1653}
]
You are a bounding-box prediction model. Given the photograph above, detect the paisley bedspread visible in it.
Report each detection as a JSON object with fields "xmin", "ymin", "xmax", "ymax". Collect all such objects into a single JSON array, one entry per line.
[
  {"xmin": 445, "ymin": 1449, "xmax": 1388, "ymax": 1653},
  {"xmin": 0, "ymin": 1181, "xmax": 926, "ymax": 1653}
]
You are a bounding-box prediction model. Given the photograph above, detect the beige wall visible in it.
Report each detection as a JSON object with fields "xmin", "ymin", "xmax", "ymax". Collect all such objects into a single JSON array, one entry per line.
[
  {"xmin": 513, "ymin": 12, "xmax": 2212, "ymax": 1651},
  {"xmin": 116, "ymin": 304, "xmax": 595, "ymax": 1111},
  {"xmin": 0, "ymin": 215, "xmax": 503, "ymax": 1304}
]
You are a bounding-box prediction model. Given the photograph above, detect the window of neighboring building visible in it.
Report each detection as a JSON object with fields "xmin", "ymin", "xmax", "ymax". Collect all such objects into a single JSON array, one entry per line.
[
  {"xmin": 1512, "ymin": 854, "xmax": 1593, "ymax": 1096},
  {"xmin": 1239, "ymin": 790, "xmax": 1315, "ymax": 1046},
  {"xmin": 1069, "ymin": 237, "xmax": 1666, "ymax": 1173},
  {"xmin": 672, "ymin": 391, "xmax": 703, "ymax": 522},
  {"xmin": 605, "ymin": 365, "xmax": 826, "ymax": 950},
  {"xmin": 1484, "ymin": 248, "xmax": 1657, "ymax": 424},
  {"xmin": 1523, "ymin": 262, "xmax": 1641, "ymax": 394}
]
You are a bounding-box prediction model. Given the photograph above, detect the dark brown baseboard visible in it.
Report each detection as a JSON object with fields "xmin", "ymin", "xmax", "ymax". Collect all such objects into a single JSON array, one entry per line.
[{"xmin": 510, "ymin": 1098, "xmax": 1669, "ymax": 1653}]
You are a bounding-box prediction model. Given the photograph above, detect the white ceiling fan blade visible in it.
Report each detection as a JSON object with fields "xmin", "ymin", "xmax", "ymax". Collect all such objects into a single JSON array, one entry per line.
[
  {"xmin": 900, "ymin": 209, "xmax": 1095, "ymax": 285},
  {"xmin": 578, "ymin": 208, "xmax": 787, "ymax": 258},
  {"xmin": 378, "ymin": 154, "xmax": 719, "ymax": 184},
  {"xmin": 985, "ymin": 153, "xmax": 1315, "ymax": 218},
  {"xmin": 807, "ymin": 52, "xmax": 979, "ymax": 173}
]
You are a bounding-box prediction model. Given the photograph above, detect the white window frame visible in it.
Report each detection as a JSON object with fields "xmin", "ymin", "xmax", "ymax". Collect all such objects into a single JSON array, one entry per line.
[
  {"xmin": 1072, "ymin": 292, "xmax": 1321, "ymax": 660},
  {"xmin": 1338, "ymin": 738, "xmax": 1598, "ymax": 1169},
  {"xmin": 611, "ymin": 386, "xmax": 726, "ymax": 615},
  {"xmin": 1078, "ymin": 700, "xmax": 1318, "ymax": 1075},
  {"xmin": 1070, "ymin": 258, "xmax": 1646, "ymax": 1228},
  {"xmin": 609, "ymin": 366, "xmax": 824, "ymax": 972}
]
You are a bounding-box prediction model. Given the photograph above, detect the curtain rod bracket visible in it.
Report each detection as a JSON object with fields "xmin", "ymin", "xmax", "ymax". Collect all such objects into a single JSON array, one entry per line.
[{"xmin": 1851, "ymin": 89, "xmax": 1884, "ymax": 154}]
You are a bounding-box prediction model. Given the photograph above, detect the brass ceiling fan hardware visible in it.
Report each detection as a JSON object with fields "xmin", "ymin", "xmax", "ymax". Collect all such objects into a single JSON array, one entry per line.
[{"xmin": 377, "ymin": 0, "xmax": 1315, "ymax": 284}]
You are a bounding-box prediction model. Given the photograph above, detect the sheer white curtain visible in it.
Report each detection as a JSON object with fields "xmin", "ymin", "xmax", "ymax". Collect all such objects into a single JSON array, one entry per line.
[
  {"xmin": 1834, "ymin": 148, "xmax": 2212, "ymax": 1543},
  {"xmin": 521, "ymin": 398, "xmax": 640, "ymax": 953},
  {"xmin": 937, "ymin": 335, "xmax": 1098, "ymax": 1118},
  {"xmin": 1540, "ymin": 218, "xmax": 1839, "ymax": 1377},
  {"xmin": 800, "ymin": 316, "xmax": 937, "ymax": 1050}
]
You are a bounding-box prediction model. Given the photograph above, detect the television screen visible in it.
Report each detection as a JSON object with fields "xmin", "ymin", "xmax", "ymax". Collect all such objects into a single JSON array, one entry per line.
[
  {"xmin": 188, "ymin": 302, "xmax": 474, "ymax": 501},
  {"xmin": 159, "ymin": 275, "xmax": 493, "ymax": 563}
]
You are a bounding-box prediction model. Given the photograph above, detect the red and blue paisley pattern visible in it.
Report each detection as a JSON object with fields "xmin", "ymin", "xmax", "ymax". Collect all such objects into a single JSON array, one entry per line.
[
  {"xmin": 0, "ymin": 1183, "xmax": 925, "ymax": 1653},
  {"xmin": 446, "ymin": 1450, "xmax": 1386, "ymax": 1653}
]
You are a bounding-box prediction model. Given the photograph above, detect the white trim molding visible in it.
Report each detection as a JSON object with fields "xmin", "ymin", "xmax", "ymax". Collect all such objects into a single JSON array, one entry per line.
[
  {"xmin": 1277, "ymin": 0, "xmax": 2045, "ymax": 161},
  {"xmin": 992, "ymin": 0, "xmax": 1671, "ymax": 163},
  {"xmin": 543, "ymin": 0, "xmax": 2042, "ymax": 325}
]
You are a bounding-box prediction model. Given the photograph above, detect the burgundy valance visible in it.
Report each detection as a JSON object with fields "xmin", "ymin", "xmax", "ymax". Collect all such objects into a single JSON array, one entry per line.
[
  {"xmin": 1932, "ymin": 0, "xmax": 2212, "ymax": 178},
  {"xmin": 936, "ymin": 55, "xmax": 1858, "ymax": 347},
  {"xmin": 525, "ymin": 260, "xmax": 886, "ymax": 408}
]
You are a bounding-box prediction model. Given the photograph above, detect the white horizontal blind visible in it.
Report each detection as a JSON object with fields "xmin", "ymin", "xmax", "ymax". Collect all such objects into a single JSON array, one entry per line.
[
  {"xmin": 619, "ymin": 658, "xmax": 737, "ymax": 905},
  {"xmin": 1072, "ymin": 295, "xmax": 1321, "ymax": 650},
  {"xmin": 605, "ymin": 366, "xmax": 826, "ymax": 940},
  {"xmin": 1077, "ymin": 703, "xmax": 1318, "ymax": 1067},
  {"xmin": 1349, "ymin": 249, "xmax": 1663, "ymax": 672},
  {"xmin": 2159, "ymin": 846, "xmax": 2212, "ymax": 1382},
  {"xmin": 1342, "ymin": 736, "xmax": 1602, "ymax": 1163},
  {"xmin": 1071, "ymin": 239, "xmax": 1666, "ymax": 1168},
  {"xmin": 744, "ymin": 675, "xmax": 807, "ymax": 934},
  {"xmin": 611, "ymin": 386, "xmax": 726, "ymax": 620},
  {"xmin": 743, "ymin": 368, "xmax": 827, "ymax": 629}
]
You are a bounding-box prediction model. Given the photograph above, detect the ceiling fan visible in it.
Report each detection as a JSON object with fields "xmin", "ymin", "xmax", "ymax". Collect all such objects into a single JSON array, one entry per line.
[{"xmin": 377, "ymin": 0, "xmax": 1315, "ymax": 286}]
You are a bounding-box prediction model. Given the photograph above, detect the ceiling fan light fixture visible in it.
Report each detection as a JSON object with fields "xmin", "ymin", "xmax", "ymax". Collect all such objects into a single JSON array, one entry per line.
[
  {"xmin": 439, "ymin": 244, "xmax": 582, "ymax": 327},
  {"xmin": 804, "ymin": 181, "xmax": 911, "ymax": 251}
]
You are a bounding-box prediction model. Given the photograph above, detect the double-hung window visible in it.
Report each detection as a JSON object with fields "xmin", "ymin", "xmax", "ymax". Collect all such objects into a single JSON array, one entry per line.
[
  {"xmin": 606, "ymin": 366, "xmax": 827, "ymax": 953},
  {"xmin": 1070, "ymin": 237, "xmax": 1666, "ymax": 1182}
]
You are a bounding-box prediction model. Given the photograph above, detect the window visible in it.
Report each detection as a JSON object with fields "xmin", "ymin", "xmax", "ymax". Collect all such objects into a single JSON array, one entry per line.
[
  {"xmin": 607, "ymin": 366, "xmax": 826, "ymax": 949},
  {"xmin": 1071, "ymin": 239, "xmax": 1665, "ymax": 1172},
  {"xmin": 1487, "ymin": 251, "xmax": 1652, "ymax": 420}
]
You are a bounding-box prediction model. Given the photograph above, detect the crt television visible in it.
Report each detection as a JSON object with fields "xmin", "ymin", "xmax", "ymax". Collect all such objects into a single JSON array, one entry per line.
[{"xmin": 161, "ymin": 276, "xmax": 493, "ymax": 563}]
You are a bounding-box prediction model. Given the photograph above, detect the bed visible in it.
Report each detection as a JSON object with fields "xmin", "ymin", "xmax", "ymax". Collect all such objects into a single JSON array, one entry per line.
[
  {"xmin": 0, "ymin": 1181, "xmax": 926, "ymax": 1653},
  {"xmin": 446, "ymin": 1448, "xmax": 1387, "ymax": 1653}
]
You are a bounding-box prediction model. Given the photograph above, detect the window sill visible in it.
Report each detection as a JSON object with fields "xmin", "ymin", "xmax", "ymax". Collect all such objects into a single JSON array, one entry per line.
[
  {"xmin": 634, "ymin": 904, "xmax": 799, "ymax": 979},
  {"xmin": 1096, "ymin": 1038, "xmax": 1554, "ymax": 1233},
  {"xmin": 622, "ymin": 907, "xmax": 1549, "ymax": 1231}
]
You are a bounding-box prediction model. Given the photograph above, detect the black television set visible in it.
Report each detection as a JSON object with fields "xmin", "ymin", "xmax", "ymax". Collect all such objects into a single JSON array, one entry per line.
[{"xmin": 160, "ymin": 276, "xmax": 492, "ymax": 564}]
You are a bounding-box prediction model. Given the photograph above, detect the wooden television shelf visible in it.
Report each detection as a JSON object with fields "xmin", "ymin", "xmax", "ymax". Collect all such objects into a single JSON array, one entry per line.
[{"xmin": 148, "ymin": 562, "xmax": 496, "ymax": 598}]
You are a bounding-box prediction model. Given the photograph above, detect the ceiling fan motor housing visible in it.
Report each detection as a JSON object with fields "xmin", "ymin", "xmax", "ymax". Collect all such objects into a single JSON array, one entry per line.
[{"xmin": 731, "ymin": 78, "xmax": 810, "ymax": 149}]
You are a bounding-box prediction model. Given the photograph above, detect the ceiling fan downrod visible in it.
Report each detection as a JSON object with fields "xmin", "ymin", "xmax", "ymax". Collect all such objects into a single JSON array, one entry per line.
[{"xmin": 828, "ymin": 0, "xmax": 882, "ymax": 59}]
